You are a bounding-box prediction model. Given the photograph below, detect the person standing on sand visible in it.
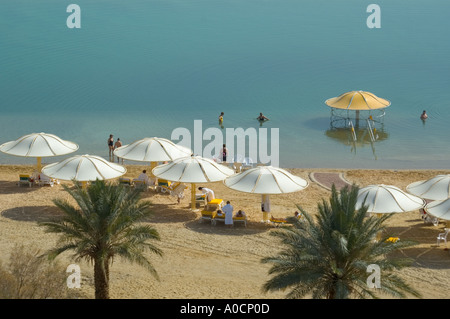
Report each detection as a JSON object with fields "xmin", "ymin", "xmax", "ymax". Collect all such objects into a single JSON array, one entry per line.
[
  {"xmin": 222, "ymin": 201, "xmax": 234, "ymax": 227},
  {"xmin": 114, "ymin": 138, "xmax": 123, "ymax": 163},
  {"xmin": 108, "ymin": 134, "xmax": 114, "ymax": 160},
  {"xmin": 220, "ymin": 144, "xmax": 228, "ymax": 163}
]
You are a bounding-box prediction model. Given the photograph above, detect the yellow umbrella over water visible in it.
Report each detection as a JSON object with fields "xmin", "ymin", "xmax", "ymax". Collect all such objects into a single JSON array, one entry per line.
[
  {"xmin": 325, "ymin": 91, "xmax": 391, "ymax": 111},
  {"xmin": 325, "ymin": 90, "xmax": 391, "ymax": 131}
]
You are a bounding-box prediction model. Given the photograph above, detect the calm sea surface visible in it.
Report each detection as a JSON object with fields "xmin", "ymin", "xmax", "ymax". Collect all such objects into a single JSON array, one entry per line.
[{"xmin": 1, "ymin": 0, "xmax": 449, "ymax": 169}]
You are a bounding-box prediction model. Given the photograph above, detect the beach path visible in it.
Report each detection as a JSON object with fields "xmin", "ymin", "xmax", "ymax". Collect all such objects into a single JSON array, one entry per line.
[{"xmin": 309, "ymin": 172, "xmax": 354, "ymax": 191}]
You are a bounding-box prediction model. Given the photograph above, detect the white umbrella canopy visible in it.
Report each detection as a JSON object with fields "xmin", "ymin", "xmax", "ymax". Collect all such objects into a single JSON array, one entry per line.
[
  {"xmin": 113, "ymin": 137, "xmax": 192, "ymax": 163},
  {"xmin": 356, "ymin": 184, "xmax": 425, "ymax": 214},
  {"xmin": 41, "ymin": 154, "xmax": 126, "ymax": 182},
  {"xmin": 152, "ymin": 156, "xmax": 235, "ymax": 209},
  {"xmin": 425, "ymin": 199, "xmax": 450, "ymax": 221},
  {"xmin": 223, "ymin": 166, "xmax": 309, "ymax": 222},
  {"xmin": 406, "ymin": 175, "xmax": 450, "ymax": 201},
  {"xmin": 224, "ymin": 166, "xmax": 309, "ymax": 194},
  {"xmin": 0, "ymin": 132, "xmax": 79, "ymax": 171}
]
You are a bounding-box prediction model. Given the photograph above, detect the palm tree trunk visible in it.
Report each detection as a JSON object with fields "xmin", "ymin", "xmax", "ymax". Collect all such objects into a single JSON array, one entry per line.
[{"xmin": 94, "ymin": 258, "xmax": 109, "ymax": 299}]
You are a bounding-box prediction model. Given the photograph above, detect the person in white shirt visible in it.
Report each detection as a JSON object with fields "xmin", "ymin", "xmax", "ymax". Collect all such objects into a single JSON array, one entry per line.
[
  {"xmin": 137, "ymin": 170, "xmax": 150, "ymax": 185},
  {"xmin": 198, "ymin": 187, "xmax": 215, "ymax": 202},
  {"xmin": 222, "ymin": 201, "xmax": 233, "ymax": 227}
]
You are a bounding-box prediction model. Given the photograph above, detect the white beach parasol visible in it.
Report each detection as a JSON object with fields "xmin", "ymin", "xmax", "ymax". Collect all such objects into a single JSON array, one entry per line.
[
  {"xmin": 356, "ymin": 184, "xmax": 425, "ymax": 214},
  {"xmin": 41, "ymin": 154, "xmax": 126, "ymax": 184},
  {"xmin": 113, "ymin": 137, "xmax": 192, "ymax": 163},
  {"xmin": 424, "ymin": 199, "xmax": 450, "ymax": 223},
  {"xmin": 152, "ymin": 156, "xmax": 235, "ymax": 210},
  {"xmin": 356, "ymin": 184, "xmax": 425, "ymax": 241},
  {"xmin": 406, "ymin": 175, "xmax": 450, "ymax": 201},
  {"xmin": 0, "ymin": 132, "xmax": 79, "ymax": 171},
  {"xmin": 113, "ymin": 137, "xmax": 192, "ymax": 180},
  {"xmin": 223, "ymin": 166, "xmax": 309, "ymax": 222}
]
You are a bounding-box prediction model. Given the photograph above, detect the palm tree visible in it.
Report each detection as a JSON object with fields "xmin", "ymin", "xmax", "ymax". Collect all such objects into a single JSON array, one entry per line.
[
  {"xmin": 39, "ymin": 180, "xmax": 163, "ymax": 299},
  {"xmin": 262, "ymin": 184, "xmax": 421, "ymax": 299}
]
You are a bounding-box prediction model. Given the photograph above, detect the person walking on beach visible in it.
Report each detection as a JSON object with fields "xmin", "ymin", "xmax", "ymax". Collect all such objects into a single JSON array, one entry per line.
[
  {"xmin": 114, "ymin": 138, "xmax": 123, "ymax": 163},
  {"xmin": 107, "ymin": 134, "xmax": 114, "ymax": 160}
]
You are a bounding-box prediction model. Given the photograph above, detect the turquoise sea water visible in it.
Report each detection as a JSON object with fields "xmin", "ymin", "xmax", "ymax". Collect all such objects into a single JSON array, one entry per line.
[{"xmin": 1, "ymin": 0, "xmax": 449, "ymax": 169}]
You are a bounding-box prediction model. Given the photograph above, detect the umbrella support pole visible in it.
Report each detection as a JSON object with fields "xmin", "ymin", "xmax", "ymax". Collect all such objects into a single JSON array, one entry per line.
[
  {"xmin": 150, "ymin": 162, "xmax": 158, "ymax": 184},
  {"xmin": 191, "ymin": 183, "xmax": 197, "ymax": 211},
  {"xmin": 261, "ymin": 194, "xmax": 270, "ymax": 223},
  {"xmin": 37, "ymin": 157, "xmax": 42, "ymax": 172}
]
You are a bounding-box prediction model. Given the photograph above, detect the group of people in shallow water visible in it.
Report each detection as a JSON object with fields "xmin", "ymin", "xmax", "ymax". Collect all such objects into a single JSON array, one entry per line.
[
  {"xmin": 218, "ymin": 112, "xmax": 270, "ymax": 126},
  {"xmin": 108, "ymin": 134, "xmax": 123, "ymax": 163}
]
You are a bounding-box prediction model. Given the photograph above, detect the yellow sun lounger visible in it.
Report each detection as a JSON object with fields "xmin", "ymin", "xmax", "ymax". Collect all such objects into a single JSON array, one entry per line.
[
  {"xmin": 233, "ymin": 215, "xmax": 247, "ymax": 227},
  {"xmin": 385, "ymin": 237, "xmax": 400, "ymax": 243},
  {"xmin": 200, "ymin": 199, "xmax": 224, "ymax": 223}
]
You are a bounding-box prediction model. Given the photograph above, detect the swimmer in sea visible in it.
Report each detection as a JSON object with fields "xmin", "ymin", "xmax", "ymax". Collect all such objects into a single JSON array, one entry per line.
[
  {"xmin": 420, "ymin": 110, "xmax": 428, "ymax": 120},
  {"xmin": 257, "ymin": 113, "xmax": 269, "ymax": 121},
  {"xmin": 218, "ymin": 112, "xmax": 224, "ymax": 128}
]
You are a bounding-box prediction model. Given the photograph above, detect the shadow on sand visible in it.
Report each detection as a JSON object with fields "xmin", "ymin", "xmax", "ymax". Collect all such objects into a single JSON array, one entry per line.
[
  {"xmin": 144, "ymin": 203, "xmax": 198, "ymax": 224},
  {"xmin": 384, "ymin": 223, "xmax": 450, "ymax": 270},
  {"xmin": 0, "ymin": 180, "xmax": 41, "ymax": 195},
  {"xmin": 183, "ymin": 217, "xmax": 271, "ymax": 236},
  {"xmin": 1, "ymin": 205, "xmax": 64, "ymax": 223}
]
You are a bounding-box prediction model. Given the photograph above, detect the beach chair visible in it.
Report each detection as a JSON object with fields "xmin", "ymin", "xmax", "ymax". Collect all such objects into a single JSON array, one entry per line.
[
  {"xmin": 17, "ymin": 174, "xmax": 32, "ymax": 187},
  {"xmin": 437, "ymin": 228, "xmax": 450, "ymax": 247},
  {"xmin": 201, "ymin": 199, "xmax": 224, "ymax": 224},
  {"xmin": 385, "ymin": 237, "xmax": 400, "ymax": 243},
  {"xmin": 233, "ymin": 214, "xmax": 247, "ymax": 227},
  {"xmin": 195, "ymin": 194, "xmax": 207, "ymax": 207},
  {"xmin": 160, "ymin": 182, "xmax": 180, "ymax": 194},
  {"xmin": 169, "ymin": 183, "xmax": 187, "ymax": 202},
  {"xmin": 156, "ymin": 179, "xmax": 171, "ymax": 192},
  {"xmin": 212, "ymin": 211, "xmax": 226, "ymax": 225},
  {"xmin": 38, "ymin": 174, "xmax": 56, "ymax": 187},
  {"xmin": 269, "ymin": 215, "xmax": 287, "ymax": 227},
  {"xmin": 119, "ymin": 177, "xmax": 133, "ymax": 187}
]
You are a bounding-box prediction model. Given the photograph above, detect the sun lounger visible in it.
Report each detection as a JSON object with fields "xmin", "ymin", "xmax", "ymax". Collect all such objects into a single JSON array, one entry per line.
[
  {"xmin": 200, "ymin": 199, "xmax": 224, "ymax": 224},
  {"xmin": 212, "ymin": 211, "xmax": 226, "ymax": 225},
  {"xmin": 269, "ymin": 213, "xmax": 303, "ymax": 227},
  {"xmin": 269, "ymin": 216, "xmax": 287, "ymax": 226},
  {"xmin": 159, "ymin": 182, "xmax": 180, "ymax": 194},
  {"xmin": 119, "ymin": 177, "xmax": 133, "ymax": 187},
  {"xmin": 169, "ymin": 183, "xmax": 187, "ymax": 201},
  {"xmin": 155, "ymin": 179, "xmax": 171, "ymax": 192},
  {"xmin": 385, "ymin": 237, "xmax": 400, "ymax": 243},
  {"xmin": 195, "ymin": 194, "xmax": 207, "ymax": 207},
  {"xmin": 38, "ymin": 174, "xmax": 57, "ymax": 187},
  {"xmin": 233, "ymin": 215, "xmax": 247, "ymax": 227},
  {"xmin": 17, "ymin": 174, "xmax": 33, "ymax": 187}
]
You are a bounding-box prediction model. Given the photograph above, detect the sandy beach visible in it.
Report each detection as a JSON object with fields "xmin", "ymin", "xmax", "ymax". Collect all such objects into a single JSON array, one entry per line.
[{"xmin": 1, "ymin": 164, "xmax": 450, "ymax": 299}]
